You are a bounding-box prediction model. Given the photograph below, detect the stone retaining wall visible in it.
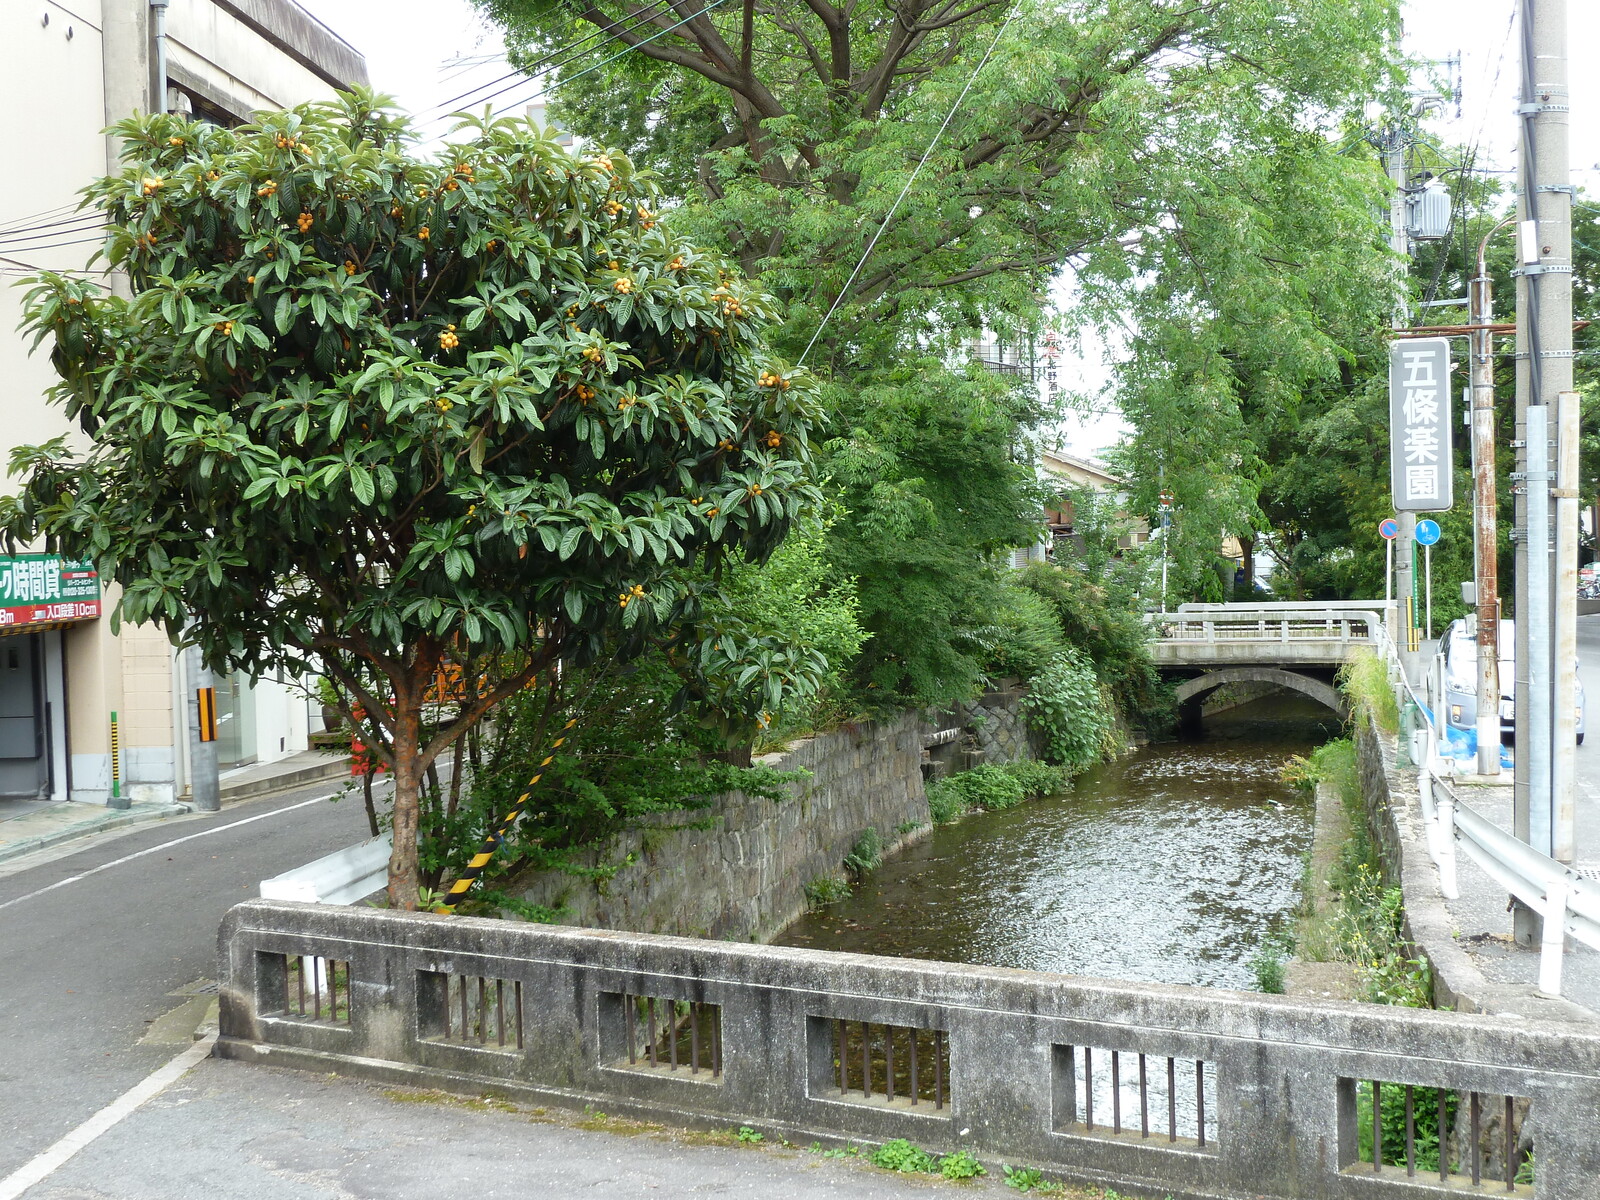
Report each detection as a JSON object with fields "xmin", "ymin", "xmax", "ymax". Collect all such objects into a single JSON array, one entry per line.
[
  {"xmin": 509, "ymin": 712, "xmax": 930, "ymax": 943},
  {"xmin": 959, "ymin": 687, "xmax": 1035, "ymax": 764}
]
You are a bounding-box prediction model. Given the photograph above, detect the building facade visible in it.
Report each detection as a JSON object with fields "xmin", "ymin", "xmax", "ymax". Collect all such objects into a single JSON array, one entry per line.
[{"xmin": 0, "ymin": 1, "xmax": 366, "ymax": 805}]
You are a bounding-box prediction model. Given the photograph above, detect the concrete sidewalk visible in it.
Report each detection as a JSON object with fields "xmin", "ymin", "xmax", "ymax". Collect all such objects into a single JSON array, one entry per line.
[
  {"xmin": 1408, "ymin": 614, "xmax": 1600, "ymax": 1015},
  {"xmin": 16, "ymin": 1057, "xmax": 1085, "ymax": 1200},
  {"xmin": 0, "ymin": 749, "xmax": 350, "ymax": 867},
  {"xmin": 1440, "ymin": 776, "xmax": 1600, "ymax": 1011}
]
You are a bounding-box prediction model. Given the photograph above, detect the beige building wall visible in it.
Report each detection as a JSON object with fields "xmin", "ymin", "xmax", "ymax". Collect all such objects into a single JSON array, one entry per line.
[{"xmin": 1, "ymin": 0, "xmax": 365, "ymax": 805}]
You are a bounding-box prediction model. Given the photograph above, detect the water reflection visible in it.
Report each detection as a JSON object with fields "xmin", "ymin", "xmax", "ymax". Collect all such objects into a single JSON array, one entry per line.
[{"xmin": 774, "ymin": 694, "xmax": 1337, "ymax": 992}]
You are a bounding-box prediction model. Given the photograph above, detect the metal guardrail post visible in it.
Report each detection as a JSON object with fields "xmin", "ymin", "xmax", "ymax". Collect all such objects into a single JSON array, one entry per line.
[
  {"xmin": 1436, "ymin": 788, "xmax": 1459, "ymax": 899},
  {"xmin": 1540, "ymin": 879, "xmax": 1568, "ymax": 998}
]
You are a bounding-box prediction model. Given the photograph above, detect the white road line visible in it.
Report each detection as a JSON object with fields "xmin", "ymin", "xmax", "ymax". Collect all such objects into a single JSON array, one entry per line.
[
  {"xmin": 0, "ymin": 1034, "xmax": 217, "ymax": 1200},
  {"xmin": 0, "ymin": 793, "xmax": 335, "ymax": 913}
]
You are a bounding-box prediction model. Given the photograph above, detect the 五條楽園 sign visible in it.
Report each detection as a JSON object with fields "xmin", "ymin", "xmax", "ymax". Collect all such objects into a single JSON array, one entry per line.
[
  {"xmin": 0, "ymin": 554, "xmax": 101, "ymax": 631},
  {"xmin": 1389, "ymin": 338, "xmax": 1454, "ymax": 513}
]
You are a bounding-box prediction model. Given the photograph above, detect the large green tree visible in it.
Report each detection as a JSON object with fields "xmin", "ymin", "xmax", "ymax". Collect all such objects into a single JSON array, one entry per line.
[
  {"xmin": 4, "ymin": 92, "xmax": 820, "ymax": 906},
  {"xmin": 476, "ymin": 0, "xmax": 1403, "ymax": 690},
  {"xmin": 477, "ymin": 0, "xmax": 1401, "ymax": 364}
]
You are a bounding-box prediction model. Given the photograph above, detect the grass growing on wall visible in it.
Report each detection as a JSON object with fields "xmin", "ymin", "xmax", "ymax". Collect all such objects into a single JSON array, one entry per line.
[
  {"xmin": 1281, "ymin": 737, "xmax": 1431, "ymax": 1007},
  {"xmin": 1340, "ymin": 647, "xmax": 1400, "ymax": 735}
]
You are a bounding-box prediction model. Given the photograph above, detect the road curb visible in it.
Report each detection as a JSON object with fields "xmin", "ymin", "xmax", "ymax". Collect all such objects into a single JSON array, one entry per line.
[
  {"xmin": 219, "ymin": 757, "xmax": 351, "ymax": 806},
  {"xmin": 0, "ymin": 803, "xmax": 190, "ymax": 867}
]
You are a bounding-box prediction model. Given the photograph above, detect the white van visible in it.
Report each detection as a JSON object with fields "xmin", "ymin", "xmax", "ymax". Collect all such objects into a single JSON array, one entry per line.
[{"xmin": 1441, "ymin": 618, "xmax": 1584, "ymax": 745}]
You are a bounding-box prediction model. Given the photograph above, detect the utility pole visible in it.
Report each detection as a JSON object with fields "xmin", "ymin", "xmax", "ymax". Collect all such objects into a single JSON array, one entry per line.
[
  {"xmin": 1469, "ymin": 220, "xmax": 1513, "ymax": 777},
  {"xmin": 1512, "ymin": 0, "xmax": 1574, "ymax": 939},
  {"xmin": 186, "ymin": 645, "xmax": 220, "ymax": 812},
  {"xmin": 1385, "ymin": 133, "xmax": 1419, "ymax": 680}
]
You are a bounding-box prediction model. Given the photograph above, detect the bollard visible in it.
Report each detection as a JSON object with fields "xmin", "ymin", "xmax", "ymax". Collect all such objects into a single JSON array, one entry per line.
[{"xmin": 107, "ymin": 710, "xmax": 128, "ymax": 809}]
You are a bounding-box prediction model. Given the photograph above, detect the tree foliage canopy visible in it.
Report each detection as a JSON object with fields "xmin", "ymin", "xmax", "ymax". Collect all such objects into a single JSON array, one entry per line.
[
  {"xmin": 4, "ymin": 90, "xmax": 820, "ymax": 903},
  {"xmin": 478, "ymin": 0, "xmax": 1401, "ymax": 363}
]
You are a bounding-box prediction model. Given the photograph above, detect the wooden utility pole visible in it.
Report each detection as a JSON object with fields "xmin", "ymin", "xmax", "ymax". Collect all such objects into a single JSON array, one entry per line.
[{"xmin": 1469, "ymin": 220, "xmax": 1514, "ymax": 777}]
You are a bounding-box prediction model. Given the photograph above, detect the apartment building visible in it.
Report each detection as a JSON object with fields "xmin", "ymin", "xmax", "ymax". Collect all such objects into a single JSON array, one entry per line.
[{"xmin": 0, "ymin": 1, "xmax": 366, "ymax": 805}]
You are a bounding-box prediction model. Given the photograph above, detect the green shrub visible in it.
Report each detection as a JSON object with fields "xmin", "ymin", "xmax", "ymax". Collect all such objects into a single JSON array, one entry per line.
[
  {"xmin": 1020, "ymin": 648, "xmax": 1115, "ymax": 769},
  {"xmin": 1281, "ymin": 738, "xmax": 1358, "ymax": 800},
  {"xmin": 869, "ymin": 1138, "xmax": 936, "ymax": 1173},
  {"xmin": 1012, "ymin": 558, "xmax": 1169, "ymax": 729},
  {"xmin": 1251, "ymin": 944, "xmax": 1287, "ymax": 994},
  {"xmin": 926, "ymin": 778, "xmax": 970, "ymax": 825},
  {"xmin": 1003, "ymin": 1165, "xmax": 1044, "ymax": 1192},
  {"xmin": 1357, "ymin": 1084, "xmax": 1457, "ymax": 1172},
  {"xmin": 843, "ymin": 826, "xmax": 884, "ymax": 876},
  {"xmin": 998, "ymin": 758, "xmax": 1069, "ymax": 798},
  {"xmin": 940, "ymin": 765, "xmax": 1026, "ymax": 811},
  {"xmin": 938, "ymin": 1150, "xmax": 987, "ymax": 1180},
  {"xmin": 803, "ymin": 875, "xmax": 852, "ymax": 907},
  {"xmin": 971, "ymin": 581, "xmax": 1069, "ymax": 682}
]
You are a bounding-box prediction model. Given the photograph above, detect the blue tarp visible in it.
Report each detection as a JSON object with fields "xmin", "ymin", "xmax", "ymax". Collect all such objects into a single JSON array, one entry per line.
[{"xmin": 1438, "ymin": 719, "xmax": 1514, "ymax": 768}]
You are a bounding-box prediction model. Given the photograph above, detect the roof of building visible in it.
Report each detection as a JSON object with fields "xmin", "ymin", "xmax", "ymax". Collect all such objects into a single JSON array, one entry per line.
[
  {"xmin": 215, "ymin": 0, "xmax": 369, "ymax": 91},
  {"xmin": 1039, "ymin": 450, "xmax": 1123, "ymax": 490}
]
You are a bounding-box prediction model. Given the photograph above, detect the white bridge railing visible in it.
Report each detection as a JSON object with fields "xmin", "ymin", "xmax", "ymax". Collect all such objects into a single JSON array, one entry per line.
[{"xmin": 1148, "ymin": 606, "xmax": 1384, "ymax": 646}]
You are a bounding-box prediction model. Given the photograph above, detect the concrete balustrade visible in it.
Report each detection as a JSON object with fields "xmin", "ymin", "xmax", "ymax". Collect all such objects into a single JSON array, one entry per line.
[
  {"xmin": 1148, "ymin": 610, "xmax": 1382, "ymax": 668},
  {"xmin": 218, "ymin": 899, "xmax": 1600, "ymax": 1199}
]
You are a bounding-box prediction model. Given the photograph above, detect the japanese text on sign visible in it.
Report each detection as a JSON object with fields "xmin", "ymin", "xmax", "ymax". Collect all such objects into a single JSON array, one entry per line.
[
  {"xmin": 1389, "ymin": 338, "xmax": 1453, "ymax": 513},
  {"xmin": 0, "ymin": 555, "xmax": 101, "ymax": 630}
]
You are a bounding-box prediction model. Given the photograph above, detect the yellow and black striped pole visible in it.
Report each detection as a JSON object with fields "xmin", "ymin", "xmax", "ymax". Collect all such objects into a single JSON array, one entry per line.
[{"xmin": 434, "ymin": 719, "xmax": 577, "ymax": 914}]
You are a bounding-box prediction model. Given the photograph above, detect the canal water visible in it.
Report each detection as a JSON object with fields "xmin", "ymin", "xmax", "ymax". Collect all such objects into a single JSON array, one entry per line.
[{"xmin": 774, "ymin": 693, "xmax": 1340, "ymax": 991}]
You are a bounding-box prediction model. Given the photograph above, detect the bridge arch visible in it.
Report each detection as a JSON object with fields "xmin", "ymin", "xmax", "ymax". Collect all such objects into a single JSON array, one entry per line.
[{"xmin": 1172, "ymin": 667, "xmax": 1347, "ymax": 720}]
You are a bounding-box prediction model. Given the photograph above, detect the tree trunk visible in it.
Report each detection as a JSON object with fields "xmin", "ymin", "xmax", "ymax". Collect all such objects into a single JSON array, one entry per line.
[
  {"xmin": 386, "ymin": 700, "xmax": 423, "ymax": 910},
  {"xmin": 361, "ymin": 769, "xmax": 378, "ymax": 838}
]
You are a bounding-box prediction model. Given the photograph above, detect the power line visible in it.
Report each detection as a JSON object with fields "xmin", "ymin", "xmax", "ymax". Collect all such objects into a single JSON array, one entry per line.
[
  {"xmin": 798, "ymin": 4, "xmax": 1021, "ymax": 366},
  {"xmin": 427, "ymin": 0, "xmax": 741, "ymax": 132},
  {"xmin": 0, "ymin": 216, "xmax": 108, "ymax": 245},
  {"xmin": 417, "ymin": 0, "xmax": 678, "ymax": 121},
  {"xmin": 0, "ymin": 202, "xmax": 88, "ymax": 236}
]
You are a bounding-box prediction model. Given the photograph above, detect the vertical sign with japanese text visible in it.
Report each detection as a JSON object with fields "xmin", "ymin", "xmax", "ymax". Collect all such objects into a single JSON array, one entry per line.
[{"xmin": 1389, "ymin": 338, "xmax": 1453, "ymax": 512}]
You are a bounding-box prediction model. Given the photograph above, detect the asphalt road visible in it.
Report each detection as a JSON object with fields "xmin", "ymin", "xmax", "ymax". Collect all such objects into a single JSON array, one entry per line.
[
  {"xmin": 0, "ymin": 782, "xmax": 373, "ymax": 1181},
  {"xmin": 1574, "ymin": 612, "xmax": 1600, "ymax": 861}
]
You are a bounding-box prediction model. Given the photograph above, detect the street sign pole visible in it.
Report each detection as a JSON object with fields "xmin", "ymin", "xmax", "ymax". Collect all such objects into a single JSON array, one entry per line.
[
  {"xmin": 1380, "ymin": 519, "xmax": 1400, "ymax": 638},
  {"xmin": 1425, "ymin": 541, "xmax": 1433, "ymax": 641}
]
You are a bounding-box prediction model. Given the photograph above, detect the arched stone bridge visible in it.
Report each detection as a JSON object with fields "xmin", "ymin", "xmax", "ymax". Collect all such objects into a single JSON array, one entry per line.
[{"xmin": 1148, "ymin": 604, "xmax": 1386, "ymax": 720}]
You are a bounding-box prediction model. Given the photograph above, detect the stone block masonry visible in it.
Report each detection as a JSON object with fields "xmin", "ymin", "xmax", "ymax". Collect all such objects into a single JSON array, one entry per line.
[
  {"xmin": 510, "ymin": 712, "xmax": 931, "ymax": 943},
  {"xmin": 960, "ymin": 687, "xmax": 1036, "ymax": 764},
  {"xmin": 218, "ymin": 898, "xmax": 1600, "ymax": 1199}
]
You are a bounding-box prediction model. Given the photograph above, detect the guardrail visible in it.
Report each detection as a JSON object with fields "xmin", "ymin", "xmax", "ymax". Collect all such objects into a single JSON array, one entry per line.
[
  {"xmin": 218, "ymin": 899, "xmax": 1600, "ymax": 1197},
  {"xmin": 260, "ymin": 835, "xmax": 390, "ymax": 906},
  {"xmin": 1378, "ymin": 634, "xmax": 1600, "ymax": 1000}
]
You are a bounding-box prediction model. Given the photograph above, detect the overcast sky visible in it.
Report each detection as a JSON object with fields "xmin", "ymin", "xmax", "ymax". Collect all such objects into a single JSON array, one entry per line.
[{"xmin": 301, "ymin": 0, "xmax": 1597, "ymax": 458}]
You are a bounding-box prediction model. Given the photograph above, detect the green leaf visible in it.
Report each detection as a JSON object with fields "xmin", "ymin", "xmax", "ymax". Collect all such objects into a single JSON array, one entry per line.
[{"xmin": 350, "ymin": 464, "xmax": 375, "ymax": 505}]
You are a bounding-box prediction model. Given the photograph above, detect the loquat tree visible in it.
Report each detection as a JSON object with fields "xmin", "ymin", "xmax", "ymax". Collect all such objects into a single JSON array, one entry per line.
[{"xmin": 3, "ymin": 90, "xmax": 820, "ymax": 908}]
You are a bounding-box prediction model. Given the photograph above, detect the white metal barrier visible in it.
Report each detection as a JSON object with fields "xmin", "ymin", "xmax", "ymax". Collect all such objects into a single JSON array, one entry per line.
[
  {"xmin": 260, "ymin": 835, "xmax": 391, "ymax": 906},
  {"xmin": 1380, "ymin": 633, "xmax": 1599, "ymax": 999}
]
